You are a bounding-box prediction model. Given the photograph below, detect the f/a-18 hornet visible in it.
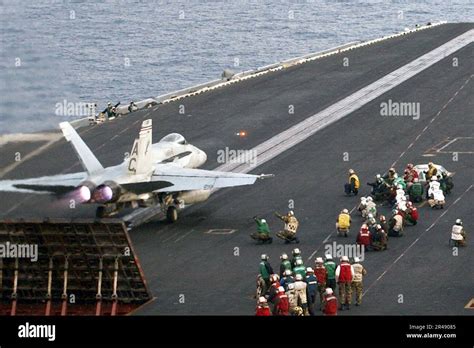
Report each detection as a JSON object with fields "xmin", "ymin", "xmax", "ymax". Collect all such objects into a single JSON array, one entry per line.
[{"xmin": 0, "ymin": 119, "xmax": 271, "ymax": 220}]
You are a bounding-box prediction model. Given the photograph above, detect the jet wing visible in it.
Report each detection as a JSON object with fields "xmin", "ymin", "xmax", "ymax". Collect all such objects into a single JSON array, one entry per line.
[
  {"xmin": 0, "ymin": 172, "xmax": 87, "ymax": 194},
  {"xmin": 150, "ymin": 164, "xmax": 266, "ymax": 192}
]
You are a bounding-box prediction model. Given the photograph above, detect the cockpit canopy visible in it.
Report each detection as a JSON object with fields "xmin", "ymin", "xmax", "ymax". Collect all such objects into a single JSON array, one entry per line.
[{"xmin": 159, "ymin": 133, "xmax": 187, "ymax": 145}]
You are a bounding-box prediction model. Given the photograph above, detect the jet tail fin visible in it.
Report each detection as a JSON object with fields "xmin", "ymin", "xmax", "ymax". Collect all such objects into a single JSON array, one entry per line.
[
  {"xmin": 127, "ymin": 119, "xmax": 153, "ymax": 175},
  {"xmin": 59, "ymin": 122, "xmax": 104, "ymax": 175}
]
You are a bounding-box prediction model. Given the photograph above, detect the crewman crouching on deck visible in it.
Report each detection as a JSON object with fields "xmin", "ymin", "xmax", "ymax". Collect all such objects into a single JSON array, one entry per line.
[
  {"xmin": 275, "ymin": 210, "xmax": 300, "ymax": 244},
  {"xmin": 345, "ymin": 169, "xmax": 360, "ymax": 196},
  {"xmin": 251, "ymin": 216, "xmax": 273, "ymax": 244},
  {"xmin": 336, "ymin": 209, "xmax": 351, "ymax": 237}
]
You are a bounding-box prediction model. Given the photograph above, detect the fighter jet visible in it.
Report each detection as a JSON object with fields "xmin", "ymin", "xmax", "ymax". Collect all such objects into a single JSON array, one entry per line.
[{"xmin": 0, "ymin": 119, "xmax": 271, "ymax": 220}]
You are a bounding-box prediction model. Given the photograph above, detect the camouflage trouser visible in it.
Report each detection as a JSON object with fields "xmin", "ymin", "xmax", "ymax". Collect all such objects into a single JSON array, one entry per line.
[
  {"xmin": 250, "ymin": 232, "xmax": 270, "ymax": 241},
  {"xmin": 338, "ymin": 282, "xmax": 352, "ymax": 305},
  {"xmin": 318, "ymin": 283, "xmax": 326, "ymax": 303},
  {"xmin": 352, "ymin": 281, "xmax": 363, "ymax": 305},
  {"xmin": 276, "ymin": 230, "xmax": 296, "ymax": 240}
]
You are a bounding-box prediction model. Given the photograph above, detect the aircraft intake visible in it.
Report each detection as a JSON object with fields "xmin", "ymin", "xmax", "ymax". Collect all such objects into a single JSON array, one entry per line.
[{"xmin": 92, "ymin": 181, "xmax": 121, "ymax": 203}]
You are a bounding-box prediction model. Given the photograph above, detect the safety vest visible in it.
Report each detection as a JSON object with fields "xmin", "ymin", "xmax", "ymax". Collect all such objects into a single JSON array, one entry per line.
[
  {"xmin": 285, "ymin": 216, "xmax": 299, "ymax": 233},
  {"xmin": 349, "ymin": 173, "xmax": 360, "ymax": 189},
  {"xmin": 338, "ymin": 213, "xmax": 351, "ymax": 229},
  {"xmin": 324, "ymin": 261, "xmax": 336, "ymax": 279},
  {"xmin": 451, "ymin": 225, "xmax": 464, "ymax": 241},
  {"xmin": 260, "ymin": 261, "xmax": 270, "ymax": 280},
  {"xmin": 293, "ymin": 265, "xmax": 306, "ymax": 278},
  {"xmin": 410, "ymin": 183, "xmax": 423, "ymax": 196},
  {"xmin": 338, "ymin": 262, "xmax": 353, "ymax": 283},
  {"xmin": 314, "ymin": 267, "xmax": 327, "ymax": 283},
  {"xmin": 275, "ymin": 294, "xmax": 289, "ymax": 315},
  {"xmin": 352, "ymin": 263, "xmax": 365, "ymax": 282},
  {"xmin": 256, "ymin": 305, "xmax": 271, "ymax": 316},
  {"xmin": 427, "ymin": 166, "xmax": 437, "ymax": 179},
  {"xmin": 324, "ymin": 295, "xmax": 338, "ymax": 315},
  {"xmin": 357, "ymin": 229, "xmax": 371, "ymax": 245}
]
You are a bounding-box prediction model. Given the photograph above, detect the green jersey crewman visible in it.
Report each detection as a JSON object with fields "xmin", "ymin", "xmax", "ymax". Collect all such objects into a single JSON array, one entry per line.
[{"xmin": 251, "ymin": 216, "xmax": 273, "ymax": 244}]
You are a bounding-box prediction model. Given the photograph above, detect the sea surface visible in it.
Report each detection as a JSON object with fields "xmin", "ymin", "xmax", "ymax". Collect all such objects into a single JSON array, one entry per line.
[{"xmin": 0, "ymin": 0, "xmax": 472, "ymax": 134}]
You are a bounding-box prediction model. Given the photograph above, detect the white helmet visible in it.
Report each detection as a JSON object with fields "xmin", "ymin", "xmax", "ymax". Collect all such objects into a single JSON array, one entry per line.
[
  {"xmin": 366, "ymin": 196, "xmax": 373, "ymax": 202},
  {"xmin": 284, "ymin": 269, "xmax": 292, "ymax": 276},
  {"xmin": 295, "ymin": 274, "xmax": 303, "ymax": 281},
  {"xmin": 325, "ymin": 288, "xmax": 333, "ymax": 295},
  {"xmin": 354, "ymin": 257, "xmax": 360, "ymax": 263},
  {"xmin": 342, "ymin": 208, "xmax": 349, "ymax": 214},
  {"xmin": 296, "ymin": 259, "xmax": 303, "ymax": 266},
  {"xmin": 261, "ymin": 218, "xmax": 267, "ymax": 224},
  {"xmin": 288, "ymin": 283, "xmax": 295, "ymax": 290},
  {"xmin": 341, "ymin": 255, "xmax": 349, "ymax": 262},
  {"xmin": 306, "ymin": 267, "xmax": 314, "ymax": 273},
  {"xmin": 280, "ymin": 253, "xmax": 288, "ymax": 260},
  {"xmin": 376, "ymin": 174, "xmax": 381, "ymax": 179},
  {"xmin": 349, "ymin": 169, "xmax": 355, "ymax": 174},
  {"xmin": 258, "ymin": 296, "xmax": 267, "ymax": 304},
  {"xmin": 455, "ymin": 219, "xmax": 462, "ymax": 225},
  {"xmin": 292, "ymin": 248, "xmax": 300, "ymax": 255},
  {"xmin": 261, "ymin": 254, "xmax": 268, "ymax": 261},
  {"xmin": 315, "ymin": 257, "xmax": 324, "ymax": 263},
  {"xmin": 325, "ymin": 254, "xmax": 333, "ymax": 260},
  {"xmin": 288, "ymin": 210, "xmax": 294, "ymax": 216},
  {"xmin": 431, "ymin": 177, "xmax": 438, "ymax": 181},
  {"xmin": 360, "ymin": 197, "xmax": 367, "ymax": 203}
]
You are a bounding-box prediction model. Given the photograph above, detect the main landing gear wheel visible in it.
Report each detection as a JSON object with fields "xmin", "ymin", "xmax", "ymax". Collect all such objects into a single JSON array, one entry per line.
[{"xmin": 166, "ymin": 206, "xmax": 178, "ymax": 223}]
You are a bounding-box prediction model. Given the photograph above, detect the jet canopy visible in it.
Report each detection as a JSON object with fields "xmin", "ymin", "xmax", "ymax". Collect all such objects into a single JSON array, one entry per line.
[{"xmin": 159, "ymin": 133, "xmax": 187, "ymax": 145}]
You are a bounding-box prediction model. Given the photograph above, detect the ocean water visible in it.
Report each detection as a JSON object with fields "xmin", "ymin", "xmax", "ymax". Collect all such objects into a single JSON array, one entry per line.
[{"xmin": 0, "ymin": 0, "xmax": 472, "ymax": 134}]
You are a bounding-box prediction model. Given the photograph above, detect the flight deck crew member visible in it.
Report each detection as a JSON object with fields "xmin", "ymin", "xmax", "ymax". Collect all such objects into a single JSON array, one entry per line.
[
  {"xmin": 273, "ymin": 286, "xmax": 290, "ymax": 315},
  {"xmin": 259, "ymin": 254, "xmax": 274, "ymax": 294},
  {"xmin": 451, "ymin": 219, "xmax": 467, "ymax": 247},
  {"xmin": 408, "ymin": 178, "xmax": 424, "ymax": 202},
  {"xmin": 324, "ymin": 254, "xmax": 337, "ymax": 291},
  {"xmin": 291, "ymin": 248, "xmax": 303, "ymax": 268},
  {"xmin": 294, "ymin": 274, "xmax": 309, "ymax": 315},
  {"xmin": 280, "ymin": 269, "xmax": 295, "ymax": 291},
  {"xmin": 345, "ymin": 169, "xmax": 360, "ymax": 196},
  {"xmin": 335, "ymin": 255, "xmax": 354, "ymax": 310},
  {"xmin": 275, "ymin": 211, "xmax": 300, "ymax": 243},
  {"xmin": 255, "ymin": 296, "xmax": 271, "ymax": 316},
  {"xmin": 106, "ymin": 102, "xmax": 116, "ymax": 119},
  {"xmin": 425, "ymin": 162, "xmax": 438, "ymax": 182},
  {"xmin": 356, "ymin": 224, "xmax": 371, "ymax": 252},
  {"xmin": 279, "ymin": 253, "xmax": 292, "ymax": 277},
  {"xmin": 251, "ymin": 217, "xmax": 272, "ymax": 244},
  {"xmin": 293, "ymin": 259, "xmax": 306, "ymax": 279},
  {"xmin": 351, "ymin": 257, "xmax": 367, "ymax": 306},
  {"xmin": 305, "ymin": 267, "xmax": 318, "ymax": 315},
  {"xmin": 322, "ymin": 288, "xmax": 338, "ymax": 316},
  {"xmin": 336, "ymin": 209, "xmax": 351, "ymax": 237},
  {"xmin": 314, "ymin": 257, "xmax": 327, "ymax": 303}
]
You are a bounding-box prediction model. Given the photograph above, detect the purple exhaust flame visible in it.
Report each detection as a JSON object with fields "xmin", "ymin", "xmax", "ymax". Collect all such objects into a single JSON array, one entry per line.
[{"xmin": 93, "ymin": 185, "xmax": 113, "ymax": 203}]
